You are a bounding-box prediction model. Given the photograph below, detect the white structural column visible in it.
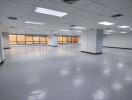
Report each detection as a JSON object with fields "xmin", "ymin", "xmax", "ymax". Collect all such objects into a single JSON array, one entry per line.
[
  {"xmin": 2, "ymin": 32, "xmax": 10, "ymax": 49},
  {"xmin": 78, "ymin": 36, "xmax": 81, "ymax": 45},
  {"xmin": 81, "ymin": 29, "xmax": 103, "ymax": 54},
  {"xmin": 48, "ymin": 35, "xmax": 58, "ymax": 47},
  {"xmin": 0, "ymin": 32, "xmax": 5, "ymax": 63}
]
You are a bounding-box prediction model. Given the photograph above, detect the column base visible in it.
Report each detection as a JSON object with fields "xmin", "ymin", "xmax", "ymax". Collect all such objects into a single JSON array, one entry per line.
[
  {"xmin": 48, "ymin": 45, "xmax": 58, "ymax": 47},
  {"xmin": 81, "ymin": 51, "xmax": 102, "ymax": 55},
  {"xmin": 0, "ymin": 59, "xmax": 5, "ymax": 64},
  {"xmin": 4, "ymin": 47, "xmax": 11, "ymax": 49}
]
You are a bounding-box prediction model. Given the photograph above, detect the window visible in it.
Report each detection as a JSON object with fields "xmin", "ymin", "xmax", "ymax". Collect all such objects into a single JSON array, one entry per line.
[
  {"xmin": 9, "ymin": 35, "xmax": 78, "ymax": 45},
  {"xmin": 72, "ymin": 37, "xmax": 76, "ymax": 43},
  {"xmin": 9, "ymin": 35, "xmax": 17, "ymax": 45},
  {"xmin": 67, "ymin": 37, "xmax": 72, "ymax": 43},
  {"xmin": 63, "ymin": 36, "xmax": 68, "ymax": 44},
  {"xmin": 40, "ymin": 36, "xmax": 48, "ymax": 44},
  {"xmin": 58, "ymin": 36, "xmax": 63, "ymax": 44},
  {"xmin": 26, "ymin": 36, "xmax": 33, "ymax": 44},
  {"xmin": 33, "ymin": 36, "xmax": 40, "ymax": 44},
  {"xmin": 17, "ymin": 35, "xmax": 25, "ymax": 44}
]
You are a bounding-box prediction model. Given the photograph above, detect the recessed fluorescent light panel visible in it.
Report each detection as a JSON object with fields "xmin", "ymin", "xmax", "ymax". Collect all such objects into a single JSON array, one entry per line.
[
  {"xmin": 105, "ymin": 33, "xmax": 111, "ymax": 34},
  {"xmin": 118, "ymin": 26, "xmax": 130, "ymax": 28},
  {"xmin": 120, "ymin": 31, "xmax": 127, "ymax": 33},
  {"xmin": 60, "ymin": 29, "xmax": 70, "ymax": 32},
  {"xmin": 35, "ymin": 7, "xmax": 68, "ymax": 17},
  {"xmin": 74, "ymin": 27, "xmax": 86, "ymax": 29},
  {"xmin": 98, "ymin": 21, "xmax": 115, "ymax": 26},
  {"xmin": 25, "ymin": 21, "xmax": 45, "ymax": 25},
  {"xmin": 106, "ymin": 30, "xmax": 114, "ymax": 32}
]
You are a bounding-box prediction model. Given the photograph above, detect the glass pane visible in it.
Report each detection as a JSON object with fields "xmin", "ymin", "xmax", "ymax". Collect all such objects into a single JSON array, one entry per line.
[
  {"xmin": 67, "ymin": 37, "xmax": 71, "ymax": 43},
  {"xmin": 40, "ymin": 36, "xmax": 46, "ymax": 41},
  {"xmin": 9, "ymin": 35, "xmax": 17, "ymax": 42},
  {"xmin": 33, "ymin": 36, "xmax": 39, "ymax": 42},
  {"xmin": 10, "ymin": 41, "xmax": 17, "ymax": 45},
  {"xmin": 63, "ymin": 36, "xmax": 67, "ymax": 44},
  {"xmin": 17, "ymin": 35, "xmax": 25, "ymax": 42},
  {"xmin": 58, "ymin": 36, "xmax": 62, "ymax": 41},
  {"xmin": 72, "ymin": 37, "xmax": 76, "ymax": 43},
  {"xmin": 26, "ymin": 42, "xmax": 33, "ymax": 44},
  {"xmin": 40, "ymin": 42, "xmax": 47, "ymax": 44},
  {"xmin": 26, "ymin": 36, "xmax": 33, "ymax": 41},
  {"xmin": 33, "ymin": 42, "xmax": 39, "ymax": 44},
  {"xmin": 18, "ymin": 42, "xmax": 25, "ymax": 45}
]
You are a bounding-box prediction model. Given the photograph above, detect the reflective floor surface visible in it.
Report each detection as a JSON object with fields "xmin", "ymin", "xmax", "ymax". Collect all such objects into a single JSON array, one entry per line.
[{"xmin": 0, "ymin": 45, "xmax": 132, "ymax": 100}]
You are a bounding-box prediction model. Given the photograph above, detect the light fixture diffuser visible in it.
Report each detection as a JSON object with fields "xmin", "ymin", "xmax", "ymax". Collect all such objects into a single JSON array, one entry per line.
[
  {"xmin": 74, "ymin": 27, "xmax": 86, "ymax": 29},
  {"xmin": 60, "ymin": 29, "xmax": 70, "ymax": 32},
  {"xmin": 25, "ymin": 21, "xmax": 45, "ymax": 25},
  {"xmin": 105, "ymin": 33, "xmax": 111, "ymax": 34},
  {"xmin": 118, "ymin": 26, "xmax": 130, "ymax": 28},
  {"xmin": 98, "ymin": 21, "xmax": 115, "ymax": 26},
  {"xmin": 35, "ymin": 7, "xmax": 68, "ymax": 17},
  {"xmin": 106, "ymin": 30, "xmax": 114, "ymax": 33},
  {"xmin": 120, "ymin": 31, "xmax": 127, "ymax": 33}
]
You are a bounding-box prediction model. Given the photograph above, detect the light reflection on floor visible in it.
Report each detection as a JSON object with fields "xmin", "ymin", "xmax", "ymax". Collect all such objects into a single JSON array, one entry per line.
[{"xmin": 1, "ymin": 45, "xmax": 132, "ymax": 100}]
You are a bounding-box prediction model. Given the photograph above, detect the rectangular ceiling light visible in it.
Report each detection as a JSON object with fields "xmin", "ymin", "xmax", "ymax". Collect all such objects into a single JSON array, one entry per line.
[
  {"xmin": 60, "ymin": 29, "xmax": 70, "ymax": 32},
  {"xmin": 106, "ymin": 30, "xmax": 114, "ymax": 32},
  {"xmin": 74, "ymin": 26, "xmax": 86, "ymax": 29},
  {"xmin": 98, "ymin": 21, "xmax": 115, "ymax": 26},
  {"xmin": 35, "ymin": 7, "xmax": 68, "ymax": 17},
  {"xmin": 25, "ymin": 21, "xmax": 45, "ymax": 25},
  {"xmin": 105, "ymin": 33, "xmax": 111, "ymax": 34},
  {"xmin": 120, "ymin": 31, "xmax": 127, "ymax": 33},
  {"xmin": 118, "ymin": 26, "xmax": 130, "ymax": 28}
]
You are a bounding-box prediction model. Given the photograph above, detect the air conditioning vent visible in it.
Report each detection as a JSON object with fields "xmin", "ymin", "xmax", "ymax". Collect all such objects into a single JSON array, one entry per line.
[
  {"xmin": 111, "ymin": 14, "xmax": 123, "ymax": 18},
  {"xmin": 8, "ymin": 16, "xmax": 18, "ymax": 20},
  {"xmin": 10, "ymin": 26, "xmax": 16, "ymax": 28},
  {"xmin": 63, "ymin": 0, "xmax": 79, "ymax": 4},
  {"xmin": 89, "ymin": 28, "xmax": 94, "ymax": 30},
  {"xmin": 70, "ymin": 25, "xmax": 76, "ymax": 27}
]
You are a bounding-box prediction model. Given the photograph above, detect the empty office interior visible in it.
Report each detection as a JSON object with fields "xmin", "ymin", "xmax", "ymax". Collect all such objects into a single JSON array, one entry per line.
[{"xmin": 0, "ymin": 0, "xmax": 132, "ymax": 100}]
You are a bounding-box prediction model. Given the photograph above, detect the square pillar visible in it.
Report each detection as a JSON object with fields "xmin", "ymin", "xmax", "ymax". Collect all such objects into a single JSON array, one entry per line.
[
  {"xmin": 81, "ymin": 29, "xmax": 103, "ymax": 54},
  {"xmin": 78, "ymin": 36, "xmax": 81, "ymax": 45},
  {"xmin": 48, "ymin": 35, "xmax": 58, "ymax": 47},
  {"xmin": 0, "ymin": 32, "xmax": 5, "ymax": 63},
  {"xmin": 2, "ymin": 32, "xmax": 10, "ymax": 49}
]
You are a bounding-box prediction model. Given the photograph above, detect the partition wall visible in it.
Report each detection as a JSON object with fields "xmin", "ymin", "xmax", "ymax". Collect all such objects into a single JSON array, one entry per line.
[{"xmin": 9, "ymin": 35, "xmax": 79, "ymax": 45}]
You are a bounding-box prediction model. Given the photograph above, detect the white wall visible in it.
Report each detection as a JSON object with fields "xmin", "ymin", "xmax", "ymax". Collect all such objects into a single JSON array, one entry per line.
[{"xmin": 103, "ymin": 33, "xmax": 132, "ymax": 49}]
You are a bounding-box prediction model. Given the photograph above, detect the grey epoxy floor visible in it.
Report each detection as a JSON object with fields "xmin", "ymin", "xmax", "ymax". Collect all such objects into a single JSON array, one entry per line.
[{"xmin": 0, "ymin": 45, "xmax": 132, "ymax": 100}]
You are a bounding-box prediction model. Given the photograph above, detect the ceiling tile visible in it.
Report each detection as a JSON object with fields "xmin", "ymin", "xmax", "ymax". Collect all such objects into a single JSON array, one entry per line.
[
  {"xmin": 98, "ymin": 0, "xmax": 132, "ymax": 10},
  {"xmin": 84, "ymin": 3, "xmax": 118, "ymax": 17},
  {"xmin": 120, "ymin": 7, "xmax": 132, "ymax": 17}
]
